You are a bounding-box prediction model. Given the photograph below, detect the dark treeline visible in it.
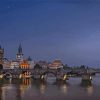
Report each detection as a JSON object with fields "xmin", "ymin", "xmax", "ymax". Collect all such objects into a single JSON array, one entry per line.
[{"xmin": 63, "ymin": 64, "xmax": 95, "ymax": 70}]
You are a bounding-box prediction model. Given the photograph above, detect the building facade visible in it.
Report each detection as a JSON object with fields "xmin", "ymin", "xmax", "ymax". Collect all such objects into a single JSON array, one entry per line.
[
  {"xmin": 0, "ymin": 46, "xmax": 4, "ymax": 65},
  {"xmin": 10, "ymin": 61, "xmax": 19, "ymax": 69},
  {"xmin": 49, "ymin": 59, "xmax": 63, "ymax": 69},
  {"xmin": 20, "ymin": 60, "xmax": 30, "ymax": 69},
  {"xmin": 3, "ymin": 58, "xmax": 10, "ymax": 69}
]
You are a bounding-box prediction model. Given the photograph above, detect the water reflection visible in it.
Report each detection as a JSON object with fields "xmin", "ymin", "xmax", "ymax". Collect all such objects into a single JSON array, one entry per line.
[
  {"xmin": 58, "ymin": 83, "xmax": 69, "ymax": 94},
  {"xmin": 31, "ymin": 79, "xmax": 69, "ymax": 95},
  {"xmin": 1, "ymin": 84, "xmax": 21, "ymax": 100},
  {"xmin": 80, "ymin": 80, "xmax": 92, "ymax": 87},
  {"xmin": 0, "ymin": 79, "xmax": 31, "ymax": 100},
  {"xmin": 87, "ymin": 86, "xmax": 93, "ymax": 96},
  {"xmin": 20, "ymin": 79, "xmax": 31, "ymax": 97},
  {"xmin": 80, "ymin": 80, "xmax": 94, "ymax": 96},
  {"xmin": 40, "ymin": 83, "xmax": 46, "ymax": 94},
  {"xmin": 0, "ymin": 75, "xmax": 100, "ymax": 100}
]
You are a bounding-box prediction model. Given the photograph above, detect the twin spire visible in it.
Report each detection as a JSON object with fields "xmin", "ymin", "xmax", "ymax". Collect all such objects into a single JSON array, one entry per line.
[{"xmin": 0, "ymin": 44, "xmax": 31, "ymax": 62}]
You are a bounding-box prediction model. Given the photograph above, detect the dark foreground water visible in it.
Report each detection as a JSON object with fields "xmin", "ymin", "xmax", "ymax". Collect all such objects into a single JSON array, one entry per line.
[{"xmin": 0, "ymin": 74, "xmax": 100, "ymax": 100}]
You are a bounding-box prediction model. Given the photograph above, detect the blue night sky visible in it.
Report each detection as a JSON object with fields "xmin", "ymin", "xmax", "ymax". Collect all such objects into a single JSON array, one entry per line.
[{"xmin": 0, "ymin": 0, "xmax": 100, "ymax": 67}]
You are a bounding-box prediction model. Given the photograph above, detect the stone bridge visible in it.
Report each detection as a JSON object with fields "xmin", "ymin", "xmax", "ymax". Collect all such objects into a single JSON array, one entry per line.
[{"xmin": 0, "ymin": 69, "xmax": 68, "ymax": 81}]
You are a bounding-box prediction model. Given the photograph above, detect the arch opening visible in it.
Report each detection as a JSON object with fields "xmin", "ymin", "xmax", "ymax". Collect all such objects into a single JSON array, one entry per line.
[{"xmin": 41, "ymin": 71, "xmax": 57, "ymax": 83}]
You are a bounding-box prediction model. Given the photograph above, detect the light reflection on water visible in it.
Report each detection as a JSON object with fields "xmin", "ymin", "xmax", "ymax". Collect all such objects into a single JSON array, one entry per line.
[
  {"xmin": 0, "ymin": 74, "xmax": 100, "ymax": 100},
  {"xmin": 58, "ymin": 83, "xmax": 68, "ymax": 94},
  {"xmin": 87, "ymin": 86, "xmax": 93, "ymax": 96}
]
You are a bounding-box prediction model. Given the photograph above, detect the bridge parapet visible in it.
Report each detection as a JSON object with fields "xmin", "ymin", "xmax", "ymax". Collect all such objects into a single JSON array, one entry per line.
[{"xmin": 0, "ymin": 68, "xmax": 69, "ymax": 80}]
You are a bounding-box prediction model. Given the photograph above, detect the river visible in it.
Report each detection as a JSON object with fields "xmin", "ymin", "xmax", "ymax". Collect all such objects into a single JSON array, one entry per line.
[{"xmin": 0, "ymin": 74, "xmax": 100, "ymax": 100}]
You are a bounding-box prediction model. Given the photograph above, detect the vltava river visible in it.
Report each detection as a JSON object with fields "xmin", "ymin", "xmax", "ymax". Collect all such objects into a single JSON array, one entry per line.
[{"xmin": 0, "ymin": 74, "xmax": 100, "ymax": 100}]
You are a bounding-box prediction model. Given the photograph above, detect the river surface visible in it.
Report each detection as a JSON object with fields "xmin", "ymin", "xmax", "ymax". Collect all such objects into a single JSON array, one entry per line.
[{"xmin": 0, "ymin": 74, "xmax": 100, "ymax": 100}]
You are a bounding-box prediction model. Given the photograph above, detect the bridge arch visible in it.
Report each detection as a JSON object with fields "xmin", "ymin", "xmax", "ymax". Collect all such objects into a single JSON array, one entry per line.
[
  {"xmin": 41, "ymin": 71, "xmax": 57, "ymax": 76},
  {"xmin": 40, "ymin": 71, "xmax": 57, "ymax": 82},
  {"xmin": 3, "ymin": 72, "xmax": 12, "ymax": 79}
]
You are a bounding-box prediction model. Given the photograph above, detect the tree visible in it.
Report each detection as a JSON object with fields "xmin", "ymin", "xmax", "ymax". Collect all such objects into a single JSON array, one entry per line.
[
  {"xmin": 80, "ymin": 65, "xmax": 86, "ymax": 69},
  {"xmin": 34, "ymin": 64, "xmax": 42, "ymax": 70},
  {"xmin": 63, "ymin": 64, "xmax": 71, "ymax": 70}
]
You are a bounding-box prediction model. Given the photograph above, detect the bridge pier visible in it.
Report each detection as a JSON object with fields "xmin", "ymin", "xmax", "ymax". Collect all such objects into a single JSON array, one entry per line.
[{"xmin": 56, "ymin": 74, "xmax": 69, "ymax": 82}]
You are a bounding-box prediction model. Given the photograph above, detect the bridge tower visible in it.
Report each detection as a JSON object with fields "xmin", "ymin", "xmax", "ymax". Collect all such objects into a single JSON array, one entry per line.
[{"xmin": 0, "ymin": 45, "xmax": 4, "ymax": 65}]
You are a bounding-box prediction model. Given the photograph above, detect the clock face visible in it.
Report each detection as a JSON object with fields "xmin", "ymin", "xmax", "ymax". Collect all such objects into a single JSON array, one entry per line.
[{"xmin": 17, "ymin": 55, "xmax": 21, "ymax": 58}]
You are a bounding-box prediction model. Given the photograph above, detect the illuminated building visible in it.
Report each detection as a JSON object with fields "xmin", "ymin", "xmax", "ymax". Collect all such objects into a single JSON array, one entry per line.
[
  {"xmin": 49, "ymin": 59, "xmax": 63, "ymax": 69},
  {"xmin": 20, "ymin": 60, "xmax": 30, "ymax": 69},
  {"xmin": 0, "ymin": 45, "xmax": 4, "ymax": 65},
  {"xmin": 3, "ymin": 58, "xmax": 10, "ymax": 69},
  {"xmin": 10, "ymin": 61, "xmax": 19, "ymax": 69},
  {"xmin": 20, "ymin": 60, "xmax": 31, "ymax": 78}
]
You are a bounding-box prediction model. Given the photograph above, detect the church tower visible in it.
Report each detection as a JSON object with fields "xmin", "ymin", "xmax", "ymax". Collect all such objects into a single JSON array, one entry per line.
[
  {"xmin": 16, "ymin": 44, "xmax": 24, "ymax": 62},
  {"xmin": 0, "ymin": 46, "xmax": 4, "ymax": 65}
]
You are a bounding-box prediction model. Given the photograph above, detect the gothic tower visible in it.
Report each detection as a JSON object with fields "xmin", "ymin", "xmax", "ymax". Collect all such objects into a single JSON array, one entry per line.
[
  {"xmin": 0, "ymin": 46, "xmax": 4, "ymax": 65},
  {"xmin": 16, "ymin": 44, "xmax": 24, "ymax": 62}
]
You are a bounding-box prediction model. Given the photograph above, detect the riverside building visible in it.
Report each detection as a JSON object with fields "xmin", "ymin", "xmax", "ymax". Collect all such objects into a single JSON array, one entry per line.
[
  {"xmin": 49, "ymin": 59, "xmax": 63, "ymax": 69},
  {"xmin": 0, "ymin": 46, "xmax": 4, "ymax": 65}
]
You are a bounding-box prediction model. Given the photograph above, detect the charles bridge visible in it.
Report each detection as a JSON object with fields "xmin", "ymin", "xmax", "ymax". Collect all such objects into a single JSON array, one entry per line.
[
  {"xmin": 0, "ymin": 68, "xmax": 69, "ymax": 81},
  {"xmin": 0, "ymin": 68, "xmax": 97, "ymax": 82}
]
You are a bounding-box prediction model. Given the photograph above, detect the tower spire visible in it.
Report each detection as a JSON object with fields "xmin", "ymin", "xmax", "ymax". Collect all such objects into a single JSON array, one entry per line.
[
  {"xmin": 16, "ymin": 44, "xmax": 24, "ymax": 62},
  {"xmin": 18, "ymin": 44, "xmax": 23, "ymax": 54}
]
